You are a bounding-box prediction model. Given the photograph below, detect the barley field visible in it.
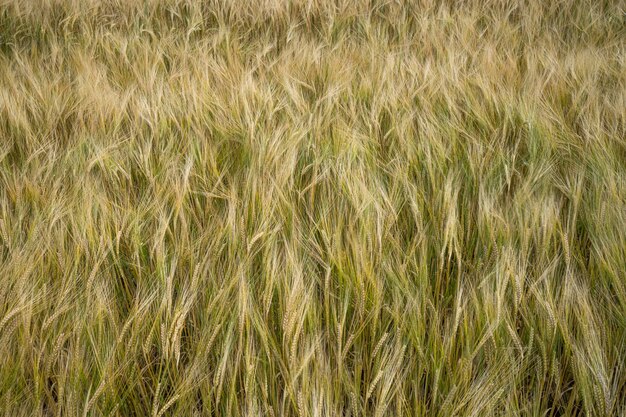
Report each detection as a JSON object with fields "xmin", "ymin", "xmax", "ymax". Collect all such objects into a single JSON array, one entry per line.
[{"xmin": 0, "ymin": 0, "xmax": 625, "ymax": 416}]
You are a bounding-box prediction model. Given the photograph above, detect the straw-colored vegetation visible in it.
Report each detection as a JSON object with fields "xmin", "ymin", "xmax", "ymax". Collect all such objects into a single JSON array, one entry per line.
[{"xmin": 1, "ymin": 0, "xmax": 625, "ymax": 415}]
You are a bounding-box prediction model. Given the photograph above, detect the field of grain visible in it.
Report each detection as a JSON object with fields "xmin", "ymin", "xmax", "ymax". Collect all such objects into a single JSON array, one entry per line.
[{"xmin": 0, "ymin": 1, "xmax": 625, "ymax": 416}]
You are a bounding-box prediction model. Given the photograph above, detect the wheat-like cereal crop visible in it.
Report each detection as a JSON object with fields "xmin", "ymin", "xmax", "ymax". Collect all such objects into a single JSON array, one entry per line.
[{"xmin": 0, "ymin": 0, "xmax": 625, "ymax": 415}]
